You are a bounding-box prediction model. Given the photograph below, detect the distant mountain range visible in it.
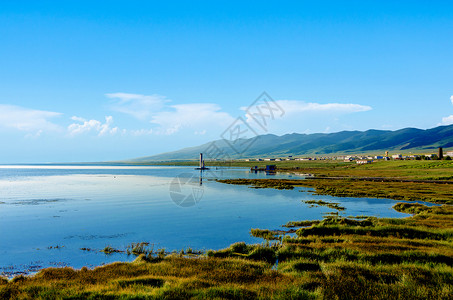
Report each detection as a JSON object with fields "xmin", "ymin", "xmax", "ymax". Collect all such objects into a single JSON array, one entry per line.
[{"xmin": 131, "ymin": 124, "xmax": 453, "ymax": 162}]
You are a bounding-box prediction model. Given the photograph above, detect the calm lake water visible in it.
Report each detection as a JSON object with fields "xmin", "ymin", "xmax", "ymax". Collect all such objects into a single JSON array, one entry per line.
[{"xmin": 0, "ymin": 165, "xmax": 419, "ymax": 276}]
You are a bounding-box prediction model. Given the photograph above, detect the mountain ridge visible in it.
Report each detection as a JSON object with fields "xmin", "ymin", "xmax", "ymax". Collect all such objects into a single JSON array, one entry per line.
[{"xmin": 131, "ymin": 124, "xmax": 453, "ymax": 161}]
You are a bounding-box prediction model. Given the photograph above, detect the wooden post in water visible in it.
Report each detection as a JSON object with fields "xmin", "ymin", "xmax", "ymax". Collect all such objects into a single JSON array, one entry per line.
[{"xmin": 195, "ymin": 153, "xmax": 209, "ymax": 170}]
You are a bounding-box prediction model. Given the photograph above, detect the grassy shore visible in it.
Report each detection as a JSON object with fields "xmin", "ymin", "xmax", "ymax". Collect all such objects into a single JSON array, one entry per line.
[
  {"xmin": 154, "ymin": 159, "xmax": 453, "ymax": 180},
  {"xmin": 1, "ymin": 160, "xmax": 452, "ymax": 299},
  {"xmin": 214, "ymin": 159, "xmax": 453, "ymax": 205},
  {"xmin": 217, "ymin": 178, "xmax": 453, "ymax": 205}
]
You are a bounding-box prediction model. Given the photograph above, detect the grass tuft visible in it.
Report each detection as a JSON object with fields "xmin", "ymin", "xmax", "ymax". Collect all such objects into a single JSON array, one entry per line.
[{"xmin": 100, "ymin": 246, "xmax": 122, "ymax": 254}]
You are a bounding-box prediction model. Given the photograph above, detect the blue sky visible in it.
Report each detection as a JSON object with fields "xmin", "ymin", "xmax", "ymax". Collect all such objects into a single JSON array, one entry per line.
[{"xmin": 1, "ymin": 1, "xmax": 453, "ymax": 162}]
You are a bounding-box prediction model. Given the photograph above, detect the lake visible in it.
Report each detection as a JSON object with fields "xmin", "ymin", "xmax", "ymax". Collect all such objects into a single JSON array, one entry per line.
[{"xmin": 0, "ymin": 165, "xmax": 417, "ymax": 277}]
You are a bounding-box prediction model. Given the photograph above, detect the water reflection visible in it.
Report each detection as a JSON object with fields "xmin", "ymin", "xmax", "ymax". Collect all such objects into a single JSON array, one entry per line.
[{"xmin": 0, "ymin": 165, "xmax": 427, "ymax": 277}]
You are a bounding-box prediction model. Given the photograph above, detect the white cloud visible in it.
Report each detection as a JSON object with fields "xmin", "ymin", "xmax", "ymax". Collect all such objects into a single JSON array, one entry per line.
[
  {"xmin": 106, "ymin": 92, "xmax": 168, "ymax": 120},
  {"xmin": 71, "ymin": 116, "xmax": 86, "ymax": 122},
  {"xmin": 0, "ymin": 104, "xmax": 62, "ymax": 133},
  {"xmin": 439, "ymin": 115, "xmax": 453, "ymax": 126},
  {"xmin": 107, "ymin": 93, "xmax": 236, "ymax": 136},
  {"xmin": 68, "ymin": 116, "xmax": 118, "ymax": 136},
  {"xmin": 240, "ymin": 100, "xmax": 372, "ymax": 134},
  {"xmin": 450, "ymin": 95, "xmax": 453, "ymax": 105},
  {"xmin": 150, "ymin": 103, "xmax": 235, "ymax": 135},
  {"xmin": 107, "ymin": 93, "xmax": 372, "ymax": 137}
]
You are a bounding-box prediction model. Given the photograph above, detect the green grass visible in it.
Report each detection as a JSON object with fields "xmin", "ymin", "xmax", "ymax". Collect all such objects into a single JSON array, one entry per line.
[
  {"xmin": 126, "ymin": 242, "xmax": 154, "ymax": 257},
  {"xmin": 250, "ymin": 228, "xmax": 281, "ymax": 240},
  {"xmin": 156, "ymin": 159, "xmax": 453, "ymax": 181},
  {"xmin": 217, "ymin": 178, "xmax": 295, "ymax": 190},
  {"xmin": 301, "ymin": 179, "xmax": 453, "ymax": 205},
  {"xmin": 303, "ymin": 199, "xmax": 345, "ymax": 211},
  {"xmin": 218, "ymin": 177, "xmax": 453, "ymax": 205},
  {"xmin": 215, "ymin": 160, "xmax": 453, "ymax": 204},
  {"xmin": 284, "ymin": 220, "xmax": 321, "ymax": 228},
  {"xmin": 100, "ymin": 246, "xmax": 123, "ymax": 254}
]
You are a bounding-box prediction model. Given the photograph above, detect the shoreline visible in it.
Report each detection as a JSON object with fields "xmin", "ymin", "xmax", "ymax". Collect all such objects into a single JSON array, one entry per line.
[
  {"xmin": 2, "ymin": 174, "xmax": 450, "ymax": 278},
  {"xmin": 1, "ymin": 161, "xmax": 451, "ymax": 298}
]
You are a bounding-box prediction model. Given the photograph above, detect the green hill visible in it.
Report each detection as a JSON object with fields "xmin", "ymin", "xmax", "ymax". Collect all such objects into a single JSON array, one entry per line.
[{"xmin": 132, "ymin": 124, "xmax": 453, "ymax": 161}]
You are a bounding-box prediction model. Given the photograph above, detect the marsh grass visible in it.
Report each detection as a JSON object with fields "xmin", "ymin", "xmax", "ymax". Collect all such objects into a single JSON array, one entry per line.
[
  {"xmin": 114, "ymin": 276, "xmax": 165, "ymax": 288},
  {"xmin": 217, "ymin": 160, "xmax": 453, "ymax": 205},
  {"xmin": 100, "ymin": 246, "xmax": 123, "ymax": 254},
  {"xmin": 207, "ymin": 243, "xmax": 278, "ymax": 265},
  {"xmin": 217, "ymin": 178, "xmax": 295, "ymax": 190},
  {"xmin": 80, "ymin": 247, "xmax": 94, "ymax": 252},
  {"xmin": 301, "ymin": 179, "xmax": 453, "ymax": 205},
  {"xmin": 284, "ymin": 220, "xmax": 320, "ymax": 228},
  {"xmin": 1, "ymin": 257, "xmax": 303, "ymax": 299},
  {"xmin": 126, "ymin": 242, "xmax": 153, "ymax": 257},
  {"xmin": 157, "ymin": 248, "xmax": 166, "ymax": 259},
  {"xmin": 250, "ymin": 228, "xmax": 280, "ymax": 240},
  {"xmin": 303, "ymin": 199, "xmax": 345, "ymax": 211},
  {"xmin": 47, "ymin": 245, "xmax": 64, "ymax": 249},
  {"xmin": 219, "ymin": 177, "xmax": 453, "ymax": 205}
]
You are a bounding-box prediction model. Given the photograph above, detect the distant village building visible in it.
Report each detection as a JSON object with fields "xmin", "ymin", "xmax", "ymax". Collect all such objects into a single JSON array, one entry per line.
[
  {"xmin": 446, "ymin": 151, "xmax": 453, "ymax": 157},
  {"xmin": 375, "ymin": 156, "xmax": 384, "ymax": 159},
  {"xmin": 356, "ymin": 160, "xmax": 372, "ymax": 165},
  {"xmin": 392, "ymin": 154, "xmax": 402, "ymax": 160}
]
